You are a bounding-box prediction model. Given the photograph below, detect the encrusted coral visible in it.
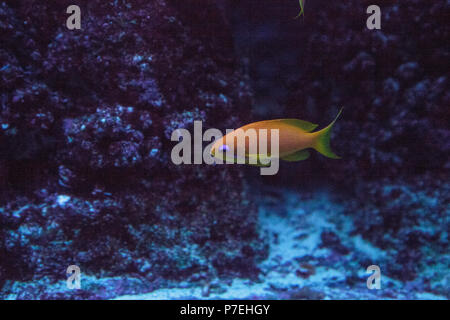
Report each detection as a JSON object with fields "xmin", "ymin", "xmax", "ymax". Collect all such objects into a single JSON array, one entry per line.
[{"xmin": 0, "ymin": 0, "xmax": 264, "ymax": 299}]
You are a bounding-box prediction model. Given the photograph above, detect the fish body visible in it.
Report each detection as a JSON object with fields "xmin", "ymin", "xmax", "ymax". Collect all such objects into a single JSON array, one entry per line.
[
  {"xmin": 238, "ymin": 120, "xmax": 315, "ymax": 157},
  {"xmin": 211, "ymin": 109, "xmax": 342, "ymax": 164}
]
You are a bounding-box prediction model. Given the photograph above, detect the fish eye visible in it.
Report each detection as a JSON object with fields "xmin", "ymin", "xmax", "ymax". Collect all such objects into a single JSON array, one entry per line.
[{"xmin": 219, "ymin": 144, "xmax": 229, "ymax": 152}]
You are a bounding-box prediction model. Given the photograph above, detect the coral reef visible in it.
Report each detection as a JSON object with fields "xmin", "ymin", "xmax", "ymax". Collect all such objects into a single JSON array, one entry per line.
[
  {"xmin": 116, "ymin": 190, "xmax": 448, "ymax": 300},
  {"xmin": 0, "ymin": 0, "xmax": 265, "ymax": 299}
]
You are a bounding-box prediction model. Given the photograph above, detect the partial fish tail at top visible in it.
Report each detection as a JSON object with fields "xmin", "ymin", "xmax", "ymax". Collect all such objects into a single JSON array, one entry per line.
[{"xmin": 294, "ymin": 0, "xmax": 305, "ymax": 19}]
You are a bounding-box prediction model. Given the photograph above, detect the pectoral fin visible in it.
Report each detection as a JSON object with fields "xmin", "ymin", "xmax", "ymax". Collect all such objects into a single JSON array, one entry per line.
[{"xmin": 281, "ymin": 150, "xmax": 310, "ymax": 162}]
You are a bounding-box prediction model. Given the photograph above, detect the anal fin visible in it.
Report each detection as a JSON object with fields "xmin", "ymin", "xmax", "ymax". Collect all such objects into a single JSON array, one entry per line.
[
  {"xmin": 281, "ymin": 150, "xmax": 310, "ymax": 162},
  {"xmin": 246, "ymin": 154, "xmax": 271, "ymax": 167}
]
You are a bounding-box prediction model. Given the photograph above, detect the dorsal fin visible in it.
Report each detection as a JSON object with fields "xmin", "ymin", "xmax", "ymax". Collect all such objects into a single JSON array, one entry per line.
[{"xmin": 275, "ymin": 119, "xmax": 318, "ymax": 132}]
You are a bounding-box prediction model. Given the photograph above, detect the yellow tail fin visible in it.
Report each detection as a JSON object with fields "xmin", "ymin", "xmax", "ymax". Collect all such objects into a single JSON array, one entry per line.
[{"xmin": 312, "ymin": 108, "xmax": 343, "ymax": 159}]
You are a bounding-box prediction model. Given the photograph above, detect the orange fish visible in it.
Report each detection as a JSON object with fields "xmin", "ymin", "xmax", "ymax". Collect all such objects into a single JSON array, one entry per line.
[{"xmin": 211, "ymin": 108, "xmax": 342, "ymax": 165}]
